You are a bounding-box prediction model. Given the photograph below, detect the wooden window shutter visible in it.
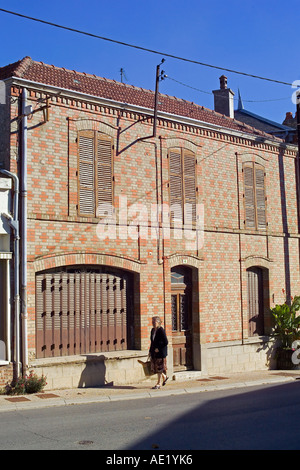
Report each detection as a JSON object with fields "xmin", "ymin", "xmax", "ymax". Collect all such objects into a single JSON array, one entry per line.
[
  {"xmin": 78, "ymin": 131, "xmax": 95, "ymax": 216},
  {"xmin": 255, "ymin": 164, "xmax": 267, "ymax": 230},
  {"xmin": 183, "ymin": 150, "xmax": 196, "ymax": 225},
  {"xmin": 169, "ymin": 148, "xmax": 183, "ymax": 223},
  {"xmin": 243, "ymin": 162, "xmax": 266, "ymax": 230},
  {"xmin": 243, "ymin": 163, "xmax": 256, "ymax": 229},
  {"xmin": 78, "ymin": 131, "xmax": 114, "ymax": 217},
  {"xmin": 96, "ymin": 134, "xmax": 113, "ymax": 214}
]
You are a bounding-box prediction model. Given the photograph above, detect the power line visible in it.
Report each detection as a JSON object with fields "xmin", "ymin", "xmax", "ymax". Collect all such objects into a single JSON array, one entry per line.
[
  {"xmin": 165, "ymin": 75, "xmax": 291, "ymax": 103},
  {"xmin": 0, "ymin": 8, "xmax": 294, "ymax": 87}
]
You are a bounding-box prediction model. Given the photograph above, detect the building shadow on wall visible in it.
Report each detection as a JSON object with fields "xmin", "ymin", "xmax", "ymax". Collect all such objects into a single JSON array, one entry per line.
[
  {"xmin": 278, "ymin": 150, "xmax": 291, "ymax": 302},
  {"xmin": 256, "ymin": 339, "xmax": 277, "ymax": 368}
]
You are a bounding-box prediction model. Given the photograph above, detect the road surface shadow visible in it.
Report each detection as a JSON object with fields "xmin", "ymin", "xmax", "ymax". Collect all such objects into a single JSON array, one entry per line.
[{"xmin": 126, "ymin": 381, "xmax": 300, "ymax": 450}]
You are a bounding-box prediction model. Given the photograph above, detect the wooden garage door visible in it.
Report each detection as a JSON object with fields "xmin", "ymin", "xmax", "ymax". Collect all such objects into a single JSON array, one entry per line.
[{"xmin": 36, "ymin": 268, "xmax": 132, "ymax": 358}]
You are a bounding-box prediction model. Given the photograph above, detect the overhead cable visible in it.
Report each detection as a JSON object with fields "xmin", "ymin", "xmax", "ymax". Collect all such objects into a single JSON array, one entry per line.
[
  {"xmin": 0, "ymin": 8, "xmax": 294, "ymax": 87},
  {"xmin": 165, "ymin": 75, "xmax": 291, "ymax": 103}
]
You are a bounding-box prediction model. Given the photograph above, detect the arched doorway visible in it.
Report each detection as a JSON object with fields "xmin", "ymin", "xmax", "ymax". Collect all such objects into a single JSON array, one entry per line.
[
  {"xmin": 171, "ymin": 266, "xmax": 193, "ymax": 371},
  {"xmin": 247, "ymin": 266, "xmax": 267, "ymax": 336}
]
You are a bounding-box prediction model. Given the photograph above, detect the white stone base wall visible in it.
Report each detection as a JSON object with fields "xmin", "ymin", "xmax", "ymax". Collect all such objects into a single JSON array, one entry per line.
[
  {"xmin": 28, "ymin": 340, "xmax": 277, "ymax": 390},
  {"xmin": 204, "ymin": 339, "xmax": 277, "ymax": 375},
  {"xmin": 29, "ymin": 350, "xmax": 150, "ymax": 390}
]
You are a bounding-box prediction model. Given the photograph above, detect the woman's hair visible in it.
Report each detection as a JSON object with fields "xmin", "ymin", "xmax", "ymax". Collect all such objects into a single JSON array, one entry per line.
[{"xmin": 152, "ymin": 316, "xmax": 162, "ymax": 326}]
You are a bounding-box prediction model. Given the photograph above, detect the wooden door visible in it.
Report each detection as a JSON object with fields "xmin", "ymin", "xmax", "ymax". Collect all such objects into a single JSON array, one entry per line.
[
  {"xmin": 247, "ymin": 267, "xmax": 264, "ymax": 336},
  {"xmin": 171, "ymin": 267, "xmax": 193, "ymax": 371}
]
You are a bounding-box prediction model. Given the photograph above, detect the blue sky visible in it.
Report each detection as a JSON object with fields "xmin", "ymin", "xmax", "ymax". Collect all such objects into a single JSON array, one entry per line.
[{"xmin": 0, "ymin": 0, "xmax": 299, "ymax": 124}]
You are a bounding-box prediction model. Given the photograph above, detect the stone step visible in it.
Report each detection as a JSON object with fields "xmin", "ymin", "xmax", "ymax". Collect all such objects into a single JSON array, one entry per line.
[{"xmin": 172, "ymin": 370, "xmax": 203, "ymax": 381}]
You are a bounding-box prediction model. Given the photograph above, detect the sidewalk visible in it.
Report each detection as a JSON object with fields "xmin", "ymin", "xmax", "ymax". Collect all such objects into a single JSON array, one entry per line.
[{"xmin": 1, "ymin": 369, "xmax": 300, "ymax": 413}]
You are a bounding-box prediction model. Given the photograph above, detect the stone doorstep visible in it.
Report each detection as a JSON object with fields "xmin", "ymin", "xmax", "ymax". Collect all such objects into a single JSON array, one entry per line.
[
  {"xmin": 173, "ymin": 370, "xmax": 231, "ymax": 382},
  {"xmin": 172, "ymin": 370, "xmax": 203, "ymax": 381}
]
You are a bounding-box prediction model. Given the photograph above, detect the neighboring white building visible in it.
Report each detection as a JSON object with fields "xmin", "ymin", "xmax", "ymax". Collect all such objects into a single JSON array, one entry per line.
[{"xmin": 0, "ymin": 176, "xmax": 12, "ymax": 364}]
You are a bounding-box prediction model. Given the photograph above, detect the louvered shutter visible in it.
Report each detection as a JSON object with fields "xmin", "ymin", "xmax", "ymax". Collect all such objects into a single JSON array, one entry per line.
[
  {"xmin": 255, "ymin": 164, "xmax": 267, "ymax": 230},
  {"xmin": 96, "ymin": 135, "xmax": 113, "ymax": 216},
  {"xmin": 183, "ymin": 150, "xmax": 196, "ymax": 225},
  {"xmin": 36, "ymin": 269, "xmax": 130, "ymax": 358},
  {"xmin": 169, "ymin": 149, "xmax": 183, "ymax": 224},
  {"xmin": 78, "ymin": 131, "xmax": 95, "ymax": 216},
  {"xmin": 243, "ymin": 163, "xmax": 256, "ymax": 229}
]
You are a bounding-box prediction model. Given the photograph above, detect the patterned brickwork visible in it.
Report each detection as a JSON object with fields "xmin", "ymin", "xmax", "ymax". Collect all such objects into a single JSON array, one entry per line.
[
  {"xmin": 0, "ymin": 364, "xmax": 13, "ymax": 388},
  {"xmin": 1, "ymin": 78, "xmax": 299, "ymax": 374}
]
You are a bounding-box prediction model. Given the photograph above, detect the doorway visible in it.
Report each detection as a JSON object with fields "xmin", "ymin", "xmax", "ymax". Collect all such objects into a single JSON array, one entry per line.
[
  {"xmin": 247, "ymin": 266, "xmax": 265, "ymax": 336},
  {"xmin": 171, "ymin": 266, "xmax": 193, "ymax": 371}
]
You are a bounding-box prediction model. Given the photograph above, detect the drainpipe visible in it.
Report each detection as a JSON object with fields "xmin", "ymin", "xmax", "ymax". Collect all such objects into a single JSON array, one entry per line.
[
  {"xmin": 21, "ymin": 88, "xmax": 28, "ymax": 374},
  {"xmin": 296, "ymin": 98, "xmax": 300, "ymax": 230},
  {"xmin": 0, "ymin": 169, "xmax": 20, "ymax": 377}
]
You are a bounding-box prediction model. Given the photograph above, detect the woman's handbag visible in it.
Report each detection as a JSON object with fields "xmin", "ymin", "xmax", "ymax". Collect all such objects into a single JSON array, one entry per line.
[{"xmin": 138, "ymin": 359, "xmax": 153, "ymax": 376}]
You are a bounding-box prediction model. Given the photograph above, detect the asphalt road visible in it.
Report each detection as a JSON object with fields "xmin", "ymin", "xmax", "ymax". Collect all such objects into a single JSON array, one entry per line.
[{"xmin": 1, "ymin": 381, "xmax": 300, "ymax": 450}]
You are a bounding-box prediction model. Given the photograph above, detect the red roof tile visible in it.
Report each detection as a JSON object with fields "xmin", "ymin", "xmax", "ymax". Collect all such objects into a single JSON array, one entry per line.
[{"xmin": 0, "ymin": 57, "xmax": 281, "ymax": 140}]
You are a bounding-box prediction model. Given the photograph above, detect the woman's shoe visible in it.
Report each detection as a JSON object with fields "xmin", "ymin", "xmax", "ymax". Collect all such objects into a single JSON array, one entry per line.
[
  {"xmin": 152, "ymin": 384, "xmax": 161, "ymax": 389},
  {"xmin": 162, "ymin": 376, "xmax": 169, "ymax": 386}
]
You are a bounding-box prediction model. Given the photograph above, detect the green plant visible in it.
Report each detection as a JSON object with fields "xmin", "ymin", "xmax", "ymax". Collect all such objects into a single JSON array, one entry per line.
[
  {"xmin": 271, "ymin": 295, "xmax": 300, "ymax": 349},
  {"xmin": 4, "ymin": 371, "xmax": 47, "ymax": 395},
  {"xmin": 24, "ymin": 372, "xmax": 47, "ymax": 394}
]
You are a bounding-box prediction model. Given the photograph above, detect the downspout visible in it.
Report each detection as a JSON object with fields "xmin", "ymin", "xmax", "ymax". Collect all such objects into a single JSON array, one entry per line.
[
  {"xmin": 6, "ymin": 257, "xmax": 11, "ymax": 363},
  {"xmin": 296, "ymin": 98, "xmax": 300, "ymax": 231},
  {"xmin": 0, "ymin": 169, "xmax": 20, "ymax": 377},
  {"xmin": 296, "ymin": 96, "xmax": 300, "ymax": 284},
  {"xmin": 159, "ymin": 136, "xmax": 166, "ymax": 328},
  {"xmin": 21, "ymin": 88, "xmax": 28, "ymax": 374}
]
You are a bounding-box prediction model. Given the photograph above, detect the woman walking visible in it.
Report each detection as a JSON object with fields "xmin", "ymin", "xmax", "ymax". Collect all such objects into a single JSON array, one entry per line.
[{"xmin": 149, "ymin": 316, "xmax": 169, "ymax": 389}]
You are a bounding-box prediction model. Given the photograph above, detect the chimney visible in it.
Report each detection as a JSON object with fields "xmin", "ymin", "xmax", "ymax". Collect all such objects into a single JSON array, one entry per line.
[
  {"xmin": 212, "ymin": 75, "xmax": 235, "ymax": 118},
  {"xmin": 282, "ymin": 112, "xmax": 297, "ymax": 129}
]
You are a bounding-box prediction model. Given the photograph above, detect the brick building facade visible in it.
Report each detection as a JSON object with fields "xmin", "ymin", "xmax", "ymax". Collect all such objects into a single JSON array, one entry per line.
[{"xmin": 0, "ymin": 57, "xmax": 299, "ymax": 388}]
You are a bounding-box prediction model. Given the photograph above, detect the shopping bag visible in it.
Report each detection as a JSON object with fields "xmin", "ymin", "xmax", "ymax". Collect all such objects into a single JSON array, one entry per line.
[{"xmin": 138, "ymin": 359, "xmax": 153, "ymax": 376}]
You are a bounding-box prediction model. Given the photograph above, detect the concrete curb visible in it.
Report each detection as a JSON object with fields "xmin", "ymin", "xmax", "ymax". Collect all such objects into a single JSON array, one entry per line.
[{"xmin": 0, "ymin": 374, "xmax": 296, "ymax": 413}]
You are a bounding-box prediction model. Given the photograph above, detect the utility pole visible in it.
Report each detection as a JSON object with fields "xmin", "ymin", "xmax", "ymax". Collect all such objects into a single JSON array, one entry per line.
[
  {"xmin": 153, "ymin": 59, "xmax": 165, "ymax": 137},
  {"xmin": 120, "ymin": 68, "xmax": 127, "ymax": 84}
]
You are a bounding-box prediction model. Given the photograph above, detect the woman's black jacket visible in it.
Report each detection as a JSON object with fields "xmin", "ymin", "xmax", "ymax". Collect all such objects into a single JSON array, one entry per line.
[{"xmin": 149, "ymin": 327, "xmax": 168, "ymax": 359}]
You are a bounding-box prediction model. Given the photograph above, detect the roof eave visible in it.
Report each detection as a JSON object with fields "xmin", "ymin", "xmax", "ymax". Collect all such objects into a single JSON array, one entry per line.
[{"xmin": 8, "ymin": 76, "xmax": 290, "ymax": 147}]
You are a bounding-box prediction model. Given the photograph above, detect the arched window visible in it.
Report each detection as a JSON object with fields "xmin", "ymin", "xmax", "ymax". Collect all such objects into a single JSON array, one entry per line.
[{"xmin": 78, "ymin": 130, "xmax": 114, "ymax": 217}]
